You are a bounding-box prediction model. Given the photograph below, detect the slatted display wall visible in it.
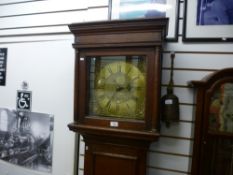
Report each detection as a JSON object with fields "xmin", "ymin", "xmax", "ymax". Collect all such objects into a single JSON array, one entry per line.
[{"xmin": 0, "ymin": 0, "xmax": 233, "ymax": 175}]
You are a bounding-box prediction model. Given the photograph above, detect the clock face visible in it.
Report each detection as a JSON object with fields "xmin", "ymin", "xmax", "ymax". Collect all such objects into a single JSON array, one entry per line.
[{"xmin": 90, "ymin": 59, "xmax": 146, "ymax": 120}]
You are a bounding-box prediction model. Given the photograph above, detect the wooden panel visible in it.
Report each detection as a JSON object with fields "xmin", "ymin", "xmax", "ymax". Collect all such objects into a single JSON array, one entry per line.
[
  {"xmin": 84, "ymin": 139, "xmax": 147, "ymax": 175},
  {"xmin": 93, "ymin": 153, "xmax": 137, "ymax": 175},
  {"xmin": 77, "ymin": 32, "xmax": 162, "ymax": 46}
]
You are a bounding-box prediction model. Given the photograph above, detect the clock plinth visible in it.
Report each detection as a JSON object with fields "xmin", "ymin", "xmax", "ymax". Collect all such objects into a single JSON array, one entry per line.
[
  {"xmin": 69, "ymin": 123, "xmax": 158, "ymax": 175},
  {"xmin": 68, "ymin": 18, "xmax": 168, "ymax": 175}
]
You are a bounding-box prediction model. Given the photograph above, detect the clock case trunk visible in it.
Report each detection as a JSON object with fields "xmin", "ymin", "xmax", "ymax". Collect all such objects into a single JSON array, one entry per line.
[{"xmin": 68, "ymin": 18, "xmax": 168, "ymax": 175}]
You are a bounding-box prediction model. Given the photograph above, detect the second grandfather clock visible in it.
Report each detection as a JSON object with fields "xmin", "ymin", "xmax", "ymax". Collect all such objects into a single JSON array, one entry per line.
[{"xmin": 68, "ymin": 18, "xmax": 168, "ymax": 175}]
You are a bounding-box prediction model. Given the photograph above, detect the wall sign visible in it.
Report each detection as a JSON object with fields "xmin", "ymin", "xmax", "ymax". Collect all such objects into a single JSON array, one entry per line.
[
  {"xmin": 0, "ymin": 48, "xmax": 7, "ymax": 86},
  {"xmin": 16, "ymin": 90, "xmax": 32, "ymax": 111}
]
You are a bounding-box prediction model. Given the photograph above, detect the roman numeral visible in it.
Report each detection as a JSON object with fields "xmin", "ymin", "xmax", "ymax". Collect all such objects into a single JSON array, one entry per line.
[
  {"xmin": 117, "ymin": 64, "xmax": 121, "ymax": 73},
  {"xmin": 107, "ymin": 66, "xmax": 113, "ymax": 74}
]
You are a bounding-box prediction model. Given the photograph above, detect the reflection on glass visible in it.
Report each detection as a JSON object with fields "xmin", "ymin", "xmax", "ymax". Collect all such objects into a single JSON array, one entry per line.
[
  {"xmin": 112, "ymin": 0, "xmax": 168, "ymax": 19},
  {"xmin": 209, "ymin": 83, "xmax": 233, "ymax": 133},
  {"xmin": 88, "ymin": 56, "xmax": 147, "ymax": 120}
]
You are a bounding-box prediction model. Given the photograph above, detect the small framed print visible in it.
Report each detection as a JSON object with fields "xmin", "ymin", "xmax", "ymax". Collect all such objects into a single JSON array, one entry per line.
[
  {"xmin": 0, "ymin": 48, "xmax": 7, "ymax": 86},
  {"xmin": 109, "ymin": 0, "xmax": 180, "ymax": 41},
  {"xmin": 183, "ymin": 0, "xmax": 233, "ymax": 42}
]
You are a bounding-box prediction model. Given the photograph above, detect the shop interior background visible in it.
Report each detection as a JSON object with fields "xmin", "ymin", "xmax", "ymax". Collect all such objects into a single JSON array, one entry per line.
[{"xmin": 0, "ymin": 0, "xmax": 233, "ymax": 175}]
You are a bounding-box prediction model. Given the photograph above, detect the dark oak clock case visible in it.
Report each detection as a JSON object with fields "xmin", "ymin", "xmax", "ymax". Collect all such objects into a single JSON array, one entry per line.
[
  {"xmin": 190, "ymin": 68, "xmax": 233, "ymax": 175},
  {"xmin": 68, "ymin": 18, "xmax": 168, "ymax": 175}
]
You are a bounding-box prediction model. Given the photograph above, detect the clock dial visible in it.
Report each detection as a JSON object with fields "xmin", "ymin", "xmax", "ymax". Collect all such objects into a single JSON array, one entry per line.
[{"xmin": 92, "ymin": 61, "xmax": 146, "ymax": 119}]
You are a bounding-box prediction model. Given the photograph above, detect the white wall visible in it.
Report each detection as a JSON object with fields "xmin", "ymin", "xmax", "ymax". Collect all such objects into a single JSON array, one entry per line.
[
  {"xmin": 0, "ymin": 0, "xmax": 233, "ymax": 175},
  {"xmin": 0, "ymin": 40, "xmax": 76, "ymax": 175}
]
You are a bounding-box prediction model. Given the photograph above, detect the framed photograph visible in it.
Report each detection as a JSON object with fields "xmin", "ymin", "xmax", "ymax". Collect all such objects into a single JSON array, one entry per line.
[
  {"xmin": 109, "ymin": 0, "xmax": 180, "ymax": 41},
  {"xmin": 183, "ymin": 0, "xmax": 233, "ymax": 42},
  {"xmin": 0, "ymin": 108, "xmax": 54, "ymax": 173}
]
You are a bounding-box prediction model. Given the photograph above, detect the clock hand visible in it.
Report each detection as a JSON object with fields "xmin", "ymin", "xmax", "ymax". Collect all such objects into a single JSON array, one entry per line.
[
  {"xmin": 116, "ymin": 86, "xmax": 124, "ymax": 92},
  {"xmin": 113, "ymin": 79, "xmax": 123, "ymax": 91}
]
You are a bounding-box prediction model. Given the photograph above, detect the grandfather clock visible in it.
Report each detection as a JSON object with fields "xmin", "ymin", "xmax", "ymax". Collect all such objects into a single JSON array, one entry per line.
[
  {"xmin": 190, "ymin": 68, "xmax": 233, "ymax": 175},
  {"xmin": 68, "ymin": 18, "xmax": 168, "ymax": 175}
]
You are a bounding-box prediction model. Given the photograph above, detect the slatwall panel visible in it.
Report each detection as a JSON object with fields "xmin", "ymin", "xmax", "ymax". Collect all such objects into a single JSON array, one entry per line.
[
  {"xmin": 0, "ymin": 0, "xmax": 108, "ymax": 41},
  {"xmin": 78, "ymin": 136, "xmax": 85, "ymax": 175},
  {"xmin": 0, "ymin": 0, "xmax": 233, "ymax": 175},
  {"xmin": 0, "ymin": 0, "xmax": 46, "ymax": 5},
  {"xmin": 154, "ymin": 1, "xmax": 233, "ymax": 174}
]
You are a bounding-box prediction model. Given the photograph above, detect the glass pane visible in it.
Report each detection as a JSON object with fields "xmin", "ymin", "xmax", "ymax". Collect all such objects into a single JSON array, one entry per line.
[
  {"xmin": 209, "ymin": 83, "xmax": 233, "ymax": 133},
  {"xmin": 88, "ymin": 56, "xmax": 146, "ymax": 120}
]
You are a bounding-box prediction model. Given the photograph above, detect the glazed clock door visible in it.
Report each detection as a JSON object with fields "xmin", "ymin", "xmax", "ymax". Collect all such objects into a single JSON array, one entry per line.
[
  {"xmin": 76, "ymin": 47, "xmax": 160, "ymax": 131},
  {"xmin": 88, "ymin": 55, "xmax": 146, "ymax": 120}
]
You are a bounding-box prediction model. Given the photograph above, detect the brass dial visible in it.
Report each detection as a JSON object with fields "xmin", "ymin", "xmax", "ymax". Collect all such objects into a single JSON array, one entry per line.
[{"xmin": 93, "ymin": 61, "xmax": 146, "ymax": 119}]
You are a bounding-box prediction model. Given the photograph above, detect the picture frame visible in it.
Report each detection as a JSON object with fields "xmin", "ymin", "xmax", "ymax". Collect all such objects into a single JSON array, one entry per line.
[
  {"xmin": 0, "ymin": 48, "xmax": 7, "ymax": 86},
  {"xmin": 109, "ymin": 0, "xmax": 180, "ymax": 42},
  {"xmin": 183, "ymin": 0, "xmax": 233, "ymax": 42}
]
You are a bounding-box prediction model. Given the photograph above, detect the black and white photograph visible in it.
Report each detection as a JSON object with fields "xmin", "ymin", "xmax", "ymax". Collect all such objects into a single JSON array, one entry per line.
[
  {"xmin": 0, "ymin": 108, "xmax": 54, "ymax": 173},
  {"xmin": 197, "ymin": 0, "xmax": 233, "ymax": 25}
]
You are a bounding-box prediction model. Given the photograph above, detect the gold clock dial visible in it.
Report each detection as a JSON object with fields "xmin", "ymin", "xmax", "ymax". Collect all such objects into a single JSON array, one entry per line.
[{"xmin": 92, "ymin": 61, "xmax": 146, "ymax": 120}]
